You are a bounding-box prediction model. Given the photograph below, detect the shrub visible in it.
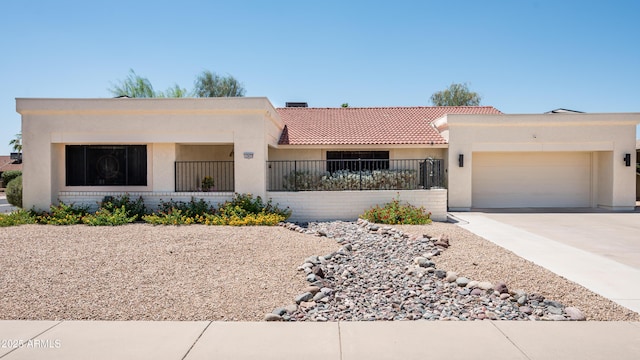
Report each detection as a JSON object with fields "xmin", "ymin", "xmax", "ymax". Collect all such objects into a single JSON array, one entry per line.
[
  {"xmin": 201, "ymin": 176, "xmax": 215, "ymax": 191},
  {"xmin": 360, "ymin": 196, "xmax": 432, "ymax": 225},
  {"xmin": 283, "ymin": 169, "xmax": 418, "ymax": 191},
  {"xmin": 83, "ymin": 206, "xmax": 138, "ymax": 226},
  {"xmin": 0, "ymin": 209, "xmax": 36, "ymax": 227},
  {"xmin": 198, "ymin": 212, "xmax": 287, "ymax": 226},
  {"xmin": 1, "ymin": 170, "xmax": 22, "ymax": 187},
  {"xmin": 36, "ymin": 202, "xmax": 89, "ymax": 225},
  {"xmin": 217, "ymin": 193, "xmax": 291, "ymax": 219},
  {"xmin": 192, "ymin": 193, "xmax": 291, "ymax": 226},
  {"xmin": 6, "ymin": 176, "xmax": 22, "ymax": 208},
  {"xmin": 100, "ymin": 194, "xmax": 147, "ymax": 219},
  {"xmin": 142, "ymin": 209, "xmax": 197, "ymax": 225},
  {"xmin": 158, "ymin": 197, "xmax": 214, "ymax": 218}
]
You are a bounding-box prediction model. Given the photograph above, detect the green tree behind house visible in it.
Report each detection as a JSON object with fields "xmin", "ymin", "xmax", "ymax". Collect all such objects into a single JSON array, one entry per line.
[{"xmin": 430, "ymin": 83, "xmax": 481, "ymax": 106}]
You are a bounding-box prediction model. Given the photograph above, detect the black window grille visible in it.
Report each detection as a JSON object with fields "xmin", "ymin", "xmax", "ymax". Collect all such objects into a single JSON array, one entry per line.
[
  {"xmin": 326, "ymin": 151, "xmax": 389, "ymax": 173},
  {"xmin": 65, "ymin": 145, "xmax": 147, "ymax": 186}
]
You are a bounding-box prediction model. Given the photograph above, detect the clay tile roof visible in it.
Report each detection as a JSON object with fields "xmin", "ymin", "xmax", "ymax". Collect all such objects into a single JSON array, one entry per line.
[
  {"xmin": 276, "ymin": 106, "xmax": 502, "ymax": 145},
  {"xmin": 0, "ymin": 156, "xmax": 22, "ymax": 172}
]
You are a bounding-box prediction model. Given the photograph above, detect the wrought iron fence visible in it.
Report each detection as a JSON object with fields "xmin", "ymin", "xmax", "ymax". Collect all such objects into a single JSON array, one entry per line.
[
  {"xmin": 175, "ymin": 161, "xmax": 234, "ymax": 192},
  {"xmin": 267, "ymin": 158, "xmax": 445, "ymax": 191}
]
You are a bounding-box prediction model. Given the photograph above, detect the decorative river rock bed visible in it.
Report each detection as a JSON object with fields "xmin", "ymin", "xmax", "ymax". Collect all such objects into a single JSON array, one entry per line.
[{"xmin": 265, "ymin": 219, "xmax": 586, "ymax": 322}]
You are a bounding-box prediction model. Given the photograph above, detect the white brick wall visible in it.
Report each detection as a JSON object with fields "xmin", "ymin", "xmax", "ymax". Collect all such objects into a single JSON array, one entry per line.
[
  {"xmin": 267, "ymin": 189, "xmax": 447, "ymax": 222},
  {"xmin": 58, "ymin": 190, "xmax": 447, "ymax": 222},
  {"xmin": 58, "ymin": 192, "xmax": 234, "ymax": 212}
]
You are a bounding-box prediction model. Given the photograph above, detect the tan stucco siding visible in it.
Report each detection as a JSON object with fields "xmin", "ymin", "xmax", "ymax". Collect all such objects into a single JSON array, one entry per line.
[
  {"xmin": 17, "ymin": 98, "xmax": 283, "ymax": 211},
  {"xmin": 176, "ymin": 145, "xmax": 234, "ymax": 161}
]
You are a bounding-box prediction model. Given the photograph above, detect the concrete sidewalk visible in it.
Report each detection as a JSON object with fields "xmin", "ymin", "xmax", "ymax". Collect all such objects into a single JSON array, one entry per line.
[
  {"xmin": 0, "ymin": 320, "xmax": 638, "ymax": 359},
  {"xmin": 451, "ymin": 212, "xmax": 640, "ymax": 313}
]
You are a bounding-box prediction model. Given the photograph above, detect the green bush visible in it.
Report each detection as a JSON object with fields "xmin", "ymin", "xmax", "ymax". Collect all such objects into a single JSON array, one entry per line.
[
  {"xmin": 217, "ymin": 193, "xmax": 291, "ymax": 219},
  {"xmin": 198, "ymin": 212, "xmax": 287, "ymax": 226},
  {"xmin": 158, "ymin": 197, "xmax": 214, "ymax": 218},
  {"xmin": 83, "ymin": 206, "xmax": 138, "ymax": 226},
  {"xmin": 144, "ymin": 194, "xmax": 291, "ymax": 226},
  {"xmin": 6, "ymin": 175, "xmax": 22, "ymax": 208},
  {"xmin": 142, "ymin": 209, "xmax": 197, "ymax": 225},
  {"xmin": 36, "ymin": 202, "xmax": 89, "ymax": 225},
  {"xmin": 199, "ymin": 193, "xmax": 291, "ymax": 226},
  {"xmin": 1, "ymin": 170, "xmax": 22, "ymax": 187},
  {"xmin": 0, "ymin": 209, "xmax": 36, "ymax": 227},
  {"xmin": 360, "ymin": 196, "xmax": 432, "ymax": 225},
  {"xmin": 100, "ymin": 194, "xmax": 147, "ymax": 219},
  {"xmin": 284, "ymin": 169, "xmax": 418, "ymax": 191}
]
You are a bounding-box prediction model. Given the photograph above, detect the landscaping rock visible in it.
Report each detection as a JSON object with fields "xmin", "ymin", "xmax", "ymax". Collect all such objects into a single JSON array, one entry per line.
[
  {"xmin": 264, "ymin": 313, "xmax": 283, "ymax": 321},
  {"xmin": 279, "ymin": 220, "xmax": 578, "ymax": 322},
  {"xmin": 564, "ymin": 307, "xmax": 586, "ymax": 321},
  {"xmin": 295, "ymin": 292, "xmax": 313, "ymax": 304}
]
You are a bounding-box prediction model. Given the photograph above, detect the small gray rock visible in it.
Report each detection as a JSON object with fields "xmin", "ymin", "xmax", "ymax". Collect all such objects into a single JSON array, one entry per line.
[
  {"xmin": 456, "ymin": 277, "xmax": 470, "ymax": 287},
  {"xmin": 306, "ymin": 274, "xmax": 318, "ymax": 282},
  {"xmin": 517, "ymin": 295, "xmax": 528, "ymax": 306},
  {"xmin": 295, "ymin": 292, "xmax": 313, "ymax": 304},
  {"xmin": 304, "ymin": 286, "xmax": 321, "ymax": 295},
  {"xmin": 264, "ymin": 313, "xmax": 283, "ymax": 321},
  {"xmin": 477, "ymin": 281, "xmax": 493, "ymax": 291},
  {"xmin": 494, "ymin": 281, "xmax": 508, "ymax": 294},
  {"xmin": 470, "ymin": 288, "xmax": 484, "ymax": 296},
  {"xmin": 519, "ymin": 306, "xmax": 533, "ymax": 315},
  {"xmin": 445, "ymin": 271, "xmax": 458, "ymax": 283},
  {"xmin": 285, "ymin": 304, "xmax": 298, "ymax": 314},
  {"xmin": 434, "ymin": 270, "xmax": 447, "ymax": 279},
  {"xmin": 564, "ymin": 307, "xmax": 586, "ymax": 321},
  {"xmin": 466, "ymin": 280, "xmax": 479, "ymax": 289},
  {"xmin": 547, "ymin": 306, "xmax": 563, "ymax": 315},
  {"xmin": 313, "ymin": 292, "xmax": 327, "ymax": 301},
  {"xmin": 272, "ymin": 308, "xmax": 287, "ymax": 316},
  {"xmin": 544, "ymin": 300, "xmax": 564, "ymax": 308},
  {"xmin": 320, "ymin": 287, "xmax": 334, "ymax": 295},
  {"xmin": 312, "ymin": 266, "xmax": 325, "ymax": 279}
]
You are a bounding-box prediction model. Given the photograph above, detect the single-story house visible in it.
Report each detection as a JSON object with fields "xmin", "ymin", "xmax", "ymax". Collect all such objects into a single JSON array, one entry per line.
[
  {"xmin": 16, "ymin": 98, "xmax": 640, "ymax": 221},
  {"xmin": 0, "ymin": 155, "xmax": 22, "ymax": 188},
  {"xmin": 637, "ymin": 139, "xmax": 640, "ymax": 200}
]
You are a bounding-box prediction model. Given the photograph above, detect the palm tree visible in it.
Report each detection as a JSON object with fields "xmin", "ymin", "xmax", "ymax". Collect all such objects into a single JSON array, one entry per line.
[{"xmin": 9, "ymin": 133, "xmax": 22, "ymax": 153}]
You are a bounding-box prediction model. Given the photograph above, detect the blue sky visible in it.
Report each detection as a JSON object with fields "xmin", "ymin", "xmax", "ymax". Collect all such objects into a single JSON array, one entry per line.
[{"xmin": 1, "ymin": 0, "xmax": 639, "ymax": 154}]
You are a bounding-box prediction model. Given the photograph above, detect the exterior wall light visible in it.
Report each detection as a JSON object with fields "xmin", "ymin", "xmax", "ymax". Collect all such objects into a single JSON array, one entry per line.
[
  {"xmin": 624, "ymin": 153, "xmax": 631, "ymax": 167},
  {"xmin": 458, "ymin": 154, "xmax": 464, "ymax": 167}
]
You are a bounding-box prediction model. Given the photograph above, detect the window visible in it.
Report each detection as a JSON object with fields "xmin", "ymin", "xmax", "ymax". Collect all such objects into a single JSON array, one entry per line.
[
  {"xmin": 66, "ymin": 145, "xmax": 147, "ymax": 186},
  {"xmin": 326, "ymin": 151, "xmax": 389, "ymax": 172}
]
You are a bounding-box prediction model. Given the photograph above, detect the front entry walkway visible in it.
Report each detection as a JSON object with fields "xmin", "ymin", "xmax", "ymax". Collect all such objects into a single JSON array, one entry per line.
[{"xmin": 450, "ymin": 211, "xmax": 640, "ymax": 314}]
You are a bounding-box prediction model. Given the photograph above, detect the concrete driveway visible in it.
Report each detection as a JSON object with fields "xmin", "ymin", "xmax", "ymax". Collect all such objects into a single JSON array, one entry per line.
[
  {"xmin": 0, "ymin": 194, "xmax": 17, "ymax": 213},
  {"xmin": 472, "ymin": 211, "xmax": 640, "ymax": 269},
  {"xmin": 450, "ymin": 210, "xmax": 640, "ymax": 314}
]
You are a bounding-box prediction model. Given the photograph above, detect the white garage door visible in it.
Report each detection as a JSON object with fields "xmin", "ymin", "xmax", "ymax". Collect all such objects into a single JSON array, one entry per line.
[{"xmin": 472, "ymin": 152, "xmax": 591, "ymax": 208}]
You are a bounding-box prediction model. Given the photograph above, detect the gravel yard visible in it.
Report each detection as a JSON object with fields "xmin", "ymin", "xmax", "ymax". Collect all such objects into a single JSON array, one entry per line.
[
  {"xmin": 0, "ymin": 222, "xmax": 637, "ymax": 321},
  {"xmin": 0, "ymin": 225, "xmax": 337, "ymax": 321}
]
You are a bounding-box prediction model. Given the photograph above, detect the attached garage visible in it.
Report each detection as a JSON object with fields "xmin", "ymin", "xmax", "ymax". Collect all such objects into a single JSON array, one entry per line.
[
  {"xmin": 472, "ymin": 152, "xmax": 592, "ymax": 208},
  {"xmin": 445, "ymin": 112, "xmax": 639, "ymax": 211}
]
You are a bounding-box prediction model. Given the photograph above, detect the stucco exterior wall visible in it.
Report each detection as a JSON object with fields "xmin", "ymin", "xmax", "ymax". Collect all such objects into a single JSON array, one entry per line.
[
  {"xmin": 17, "ymin": 97, "xmax": 283, "ymax": 211},
  {"xmin": 268, "ymin": 189, "xmax": 447, "ymax": 222},
  {"xmin": 176, "ymin": 144, "xmax": 234, "ymax": 161},
  {"xmin": 446, "ymin": 113, "xmax": 639, "ymax": 210}
]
